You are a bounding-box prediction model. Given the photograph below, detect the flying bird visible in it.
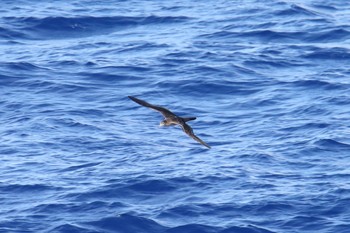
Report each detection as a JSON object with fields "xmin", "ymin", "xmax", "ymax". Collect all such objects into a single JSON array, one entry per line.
[{"xmin": 128, "ymin": 96, "xmax": 210, "ymax": 149}]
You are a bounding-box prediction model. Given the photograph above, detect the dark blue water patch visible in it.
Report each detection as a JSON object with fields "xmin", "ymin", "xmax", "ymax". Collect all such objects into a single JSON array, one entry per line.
[
  {"xmin": 319, "ymin": 198, "xmax": 350, "ymax": 216},
  {"xmin": 275, "ymin": 3, "xmax": 321, "ymax": 17},
  {"xmin": 281, "ymin": 122, "xmax": 330, "ymax": 132},
  {"xmin": 311, "ymin": 3, "xmax": 338, "ymax": 11},
  {"xmin": 158, "ymin": 54, "xmax": 196, "ymax": 66},
  {"xmin": 237, "ymin": 153, "xmax": 278, "ymax": 164},
  {"xmin": 0, "ymin": 26, "xmax": 30, "ymax": 40},
  {"xmin": 63, "ymin": 109, "xmax": 106, "ymax": 118},
  {"xmin": 127, "ymin": 179, "xmax": 177, "ymax": 193},
  {"xmin": 282, "ymin": 215, "xmax": 332, "ymax": 231},
  {"xmin": 52, "ymin": 224, "xmax": 100, "ymax": 233},
  {"xmin": 80, "ymin": 65, "xmax": 154, "ymax": 82},
  {"xmin": 165, "ymin": 224, "xmax": 220, "ymax": 233},
  {"xmin": 255, "ymin": 202, "xmax": 296, "ymax": 214},
  {"xmin": 0, "ymin": 219, "xmax": 38, "ymax": 233},
  {"xmin": 89, "ymin": 42, "xmax": 169, "ymax": 58},
  {"xmin": 156, "ymin": 80, "xmax": 262, "ymax": 97},
  {"xmin": 160, "ymin": 204, "xmax": 203, "ymax": 218},
  {"xmin": 198, "ymin": 30, "xmax": 307, "ymax": 43},
  {"xmin": 230, "ymin": 64, "xmax": 262, "ymax": 76},
  {"xmin": 168, "ymin": 176, "xmax": 198, "ymax": 185},
  {"xmin": 269, "ymin": 78, "xmax": 346, "ymax": 96},
  {"xmin": 330, "ymin": 224, "xmax": 350, "ymax": 233},
  {"xmin": 80, "ymin": 71, "xmax": 145, "ymax": 85},
  {"xmin": 163, "ymin": 50, "xmax": 204, "ymax": 59},
  {"xmin": 201, "ymin": 25, "xmax": 350, "ymax": 46},
  {"xmin": 95, "ymin": 65, "xmax": 153, "ymax": 73},
  {"xmin": 68, "ymin": 176, "xmax": 198, "ymax": 203},
  {"xmin": 0, "ymin": 74, "xmax": 22, "ymax": 86},
  {"xmin": 325, "ymin": 95, "xmax": 350, "ymax": 106},
  {"xmin": 0, "ymin": 183, "xmax": 57, "ymax": 193},
  {"xmin": 117, "ymin": 42, "xmax": 170, "ymax": 54},
  {"xmin": 66, "ymin": 182, "xmax": 171, "ymax": 201},
  {"xmin": 50, "ymin": 136, "xmax": 118, "ymax": 153},
  {"xmin": 32, "ymin": 201, "xmax": 125, "ymax": 215},
  {"xmin": 292, "ymin": 79, "xmax": 332, "ymax": 88},
  {"xmin": 192, "ymin": 39, "xmax": 250, "ymax": 53},
  {"xmin": 221, "ymin": 226, "xmax": 275, "ymax": 233},
  {"xmin": 306, "ymin": 28, "xmax": 350, "ymax": 42},
  {"xmin": 314, "ymin": 139, "xmax": 350, "ymax": 151},
  {"xmin": 3, "ymin": 15, "xmax": 190, "ymax": 40},
  {"xmin": 190, "ymin": 65, "xmax": 236, "ymax": 77},
  {"xmin": 0, "ymin": 62, "xmax": 50, "ymax": 76},
  {"xmin": 160, "ymin": 202, "xmax": 243, "ymax": 221},
  {"xmin": 0, "ymin": 147, "xmax": 19, "ymax": 155},
  {"xmin": 80, "ymin": 215, "xmax": 275, "ymax": 233},
  {"xmin": 243, "ymin": 57, "xmax": 307, "ymax": 69},
  {"xmin": 286, "ymin": 79, "xmax": 348, "ymax": 91},
  {"xmin": 85, "ymin": 214, "xmax": 167, "ymax": 233},
  {"xmin": 302, "ymin": 47, "xmax": 350, "ymax": 60},
  {"xmin": 51, "ymin": 60, "xmax": 83, "ymax": 67},
  {"xmin": 32, "ymin": 203, "xmax": 81, "ymax": 214},
  {"xmin": 60, "ymin": 162, "xmax": 102, "ymax": 172},
  {"xmin": 13, "ymin": 79, "xmax": 99, "ymax": 95},
  {"xmin": 221, "ymin": 20, "xmax": 277, "ymax": 31},
  {"xmin": 48, "ymin": 118, "xmax": 103, "ymax": 131}
]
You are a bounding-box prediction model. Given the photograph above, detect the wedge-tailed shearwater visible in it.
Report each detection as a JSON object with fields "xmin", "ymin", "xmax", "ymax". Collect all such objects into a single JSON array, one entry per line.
[{"xmin": 128, "ymin": 96, "xmax": 211, "ymax": 149}]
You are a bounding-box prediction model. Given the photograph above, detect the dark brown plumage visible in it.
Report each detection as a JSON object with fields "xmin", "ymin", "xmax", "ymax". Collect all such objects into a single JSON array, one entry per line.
[{"xmin": 128, "ymin": 96, "xmax": 210, "ymax": 149}]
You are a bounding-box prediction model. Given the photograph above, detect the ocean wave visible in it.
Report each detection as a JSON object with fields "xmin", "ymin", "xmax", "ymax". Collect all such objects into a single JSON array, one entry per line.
[
  {"xmin": 205, "ymin": 26, "xmax": 350, "ymax": 44},
  {"xmin": 66, "ymin": 180, "xmax": 174, "ymax": 201},
  {"xmin": 51, "ymin": 224, "xmax": 92, "ymax": 233},
  {"xmin": 0, "ymin": 26, "xmax": 29, "ymax": 40},
  {"xmin": 60, "ymin": 162, "xmax": 102, "ymax": 172},
  {"xmin": 31, "ymin": 201, "xmax": 124, "ymax": 215},
  {"xmin": 314, "ymin": 139, "xmax": 350, "ymax": 150},
  {"xmin": 166, "ymin": 224, "xmax": 220, "ymax": 233},
  {"xmin": 281, "ymin": 122, "xmax": 330, "ymax": 132},
  {"xmin": 0, "ymin": 183, "xmax": 57, "ymax": 192},
  {"xmin": 0, "ymin": 61, "xmax": 48, "ymax": 71},
  {"xmin": 85, "ymin": 214, "xmax": 167, "ymax": 233},
  {"xmin": 288, "ymin": 79, "xmax": 347, "ymax": 90},
  {"xmin": 156, "ymin": 79, "xmax": 261, "ymax": 97},
  {"xmin": 282, "ymin": 215, "xmax": 331, "ymax": 231},
  {"xmin": 0, "ymin": 74, "xmax": 21, "ymax": 85},
  {"xmin": 244, "ymin": 57, "xmax": 306, "ymax": 68},
  {"xmin": 127, "ymin": 179, "xmax": 177, "ymax": 193},
  {"xmin": 275, "ymin": 3, "xmax": 320, "ymax": 16},
  {"xmin": 302, "ymin": 47, "xmax": 350, "ymax": 60},
  {"xmin": 51, "ymin": 213, "xmax": 277, "ymax": 233},
  {"xmin": 306, "ymin": 28, "xmax": 350, "ymax": 42},
  {"xmin": 220, "ymin": 225, "xmax": 275, "ymax": 233},
  {"xmin": 3, "ymin": 15, "xmax": 190, "ymax": 40},
  {"xmin": 198, "ymin": 30, "xmax": 307, "ymax": 43}
]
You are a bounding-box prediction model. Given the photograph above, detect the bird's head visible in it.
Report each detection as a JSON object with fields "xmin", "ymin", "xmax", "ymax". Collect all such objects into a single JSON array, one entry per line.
[{"xmin": 159, "ymin": 120, "xmax": 167, "ymax": 127}]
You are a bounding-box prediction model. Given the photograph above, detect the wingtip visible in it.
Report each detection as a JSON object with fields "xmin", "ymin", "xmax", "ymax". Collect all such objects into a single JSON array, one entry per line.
[{"xmin": 128, "ymin": 96, "xmax": 137, "ymax": 101}]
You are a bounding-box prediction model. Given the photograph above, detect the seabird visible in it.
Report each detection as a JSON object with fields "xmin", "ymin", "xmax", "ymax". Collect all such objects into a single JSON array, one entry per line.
[{"xmin": 128, "ymin": 96, "xmax": 211, "ymax": 149}]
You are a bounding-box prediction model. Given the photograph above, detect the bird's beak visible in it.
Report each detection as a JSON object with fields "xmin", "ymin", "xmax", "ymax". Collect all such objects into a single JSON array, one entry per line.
[{"xmin": 159, "ymin": 122, "xmax": 165, "ymax": 127}]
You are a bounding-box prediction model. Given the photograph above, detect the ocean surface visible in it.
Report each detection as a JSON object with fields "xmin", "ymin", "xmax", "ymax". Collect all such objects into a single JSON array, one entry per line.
[{"xmin": 1, "ymin": 0, "xmax": 350, "ymax": 232}]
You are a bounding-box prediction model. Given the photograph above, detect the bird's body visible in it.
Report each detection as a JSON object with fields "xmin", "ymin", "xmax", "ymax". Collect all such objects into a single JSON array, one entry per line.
[{"xmin": 128, "ymin": 96, "xmax": 210, "ymax": 149}]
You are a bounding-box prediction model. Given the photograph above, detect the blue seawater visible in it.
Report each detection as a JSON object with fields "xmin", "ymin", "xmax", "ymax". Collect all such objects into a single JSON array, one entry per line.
[{"xmin": 1, "ymin": 0, "xmax": 350, "ymax": 232}]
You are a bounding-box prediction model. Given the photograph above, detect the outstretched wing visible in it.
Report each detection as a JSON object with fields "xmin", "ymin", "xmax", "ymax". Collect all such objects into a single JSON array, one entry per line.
[
  {"xmin": 180, "ymin": 122, "xmax": 211, "ymax": 149},
  {"xmin": 128, "ymin": 96, "xmax": 176, "ymax": 118}
]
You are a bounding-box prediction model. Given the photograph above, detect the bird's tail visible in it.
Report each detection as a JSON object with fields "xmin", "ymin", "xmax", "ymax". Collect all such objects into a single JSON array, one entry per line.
[{"xmin": 182, "ymin": 117, "xmax": 196, "ymax": 122}]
